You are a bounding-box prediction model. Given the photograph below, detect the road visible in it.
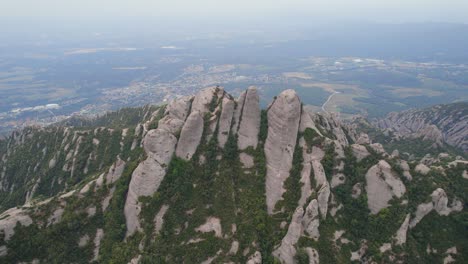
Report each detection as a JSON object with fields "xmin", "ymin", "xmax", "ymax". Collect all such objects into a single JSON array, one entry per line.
[{"xmin": 321, "ymin": 91, "xmax": 340, "ymax": 113}]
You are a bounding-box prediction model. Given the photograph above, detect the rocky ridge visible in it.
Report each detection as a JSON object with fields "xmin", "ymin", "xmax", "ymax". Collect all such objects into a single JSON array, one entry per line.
[{"xmin": 0, "ymin": 87, "xmax": 466, "ymax": 264}]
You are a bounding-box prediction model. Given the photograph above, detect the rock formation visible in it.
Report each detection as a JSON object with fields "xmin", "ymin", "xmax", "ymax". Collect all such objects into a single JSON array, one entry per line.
[
  {"xmin": 237, "ymin": 87, "xmax": 261, "ymax": 150},
  {"xmin": 265, "ymin": 89, "xmax": 301, "ymax": 214}
]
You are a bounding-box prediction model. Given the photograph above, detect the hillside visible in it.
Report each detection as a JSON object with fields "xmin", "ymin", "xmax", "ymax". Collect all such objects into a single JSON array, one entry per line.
[
  {"xmin": 375, "ymin": 102, "xmax": 468, "ymax": 153},
  {"xmin": 0, "ymin": 87, "xmax": 466, "ymax": 264}
]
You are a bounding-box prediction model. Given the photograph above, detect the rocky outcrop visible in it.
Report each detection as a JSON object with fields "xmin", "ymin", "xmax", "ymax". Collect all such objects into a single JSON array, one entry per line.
[
  {"xmin": 240, "ymin": 153, "xmax": 254, "ymax": 169},
  {"xmin": 395, "ymin": 214, "xmax": 410, "ymax": 245},
  {"xmin": 409, "ymin": 202, "xmax": 434, "ymax": 228},
  {"xmin": 157, "ymin": 95, "xmax": 193, "ymax": 135},
  {"xmin": 273, "ymin": 207, "xmax": 304, "ymax": 264},
  {"xmin": 195, "ymin": 217, "xmax": 222, "ymax": 238},
  {"xmin": 410, "ymin": 188, "xmax": 463, "ymax": 228},
  {"xmin": 154, "ymin": 205, "xmax": 169, "ymax": 235},
  {"xmin": 175, "ymin": 111, "xmax": 204, "ymax": 160},
  {"xmin": 365, "ymin": 160, "xmax": 406, "ymax": 214},
  {"xmin": 305, "ymin": 247, "xmax": 319, "ymax": 264},
  {"xmin": 191, "ymin": 86, "xmax": 220, "ymax": 115},
  {"xmin": 125, "ymin": 129, "xmax": 177, "ymax": 236},
  {"xmin": 0, "ymin": 207, "xmax": 33, "ymax": 241},
  {"xmin": 105, "ymin": 158, "xmax": 126, "ymax": 184},
  {"xmin": 415, "ymin": 164, "xmax": 430, "ymax": 175},
  {"xmin": 237, "ymin": 87, "xmax": 261, "ymax": 150},
  {"xmin": 302, "ymin": 199, "xmax": 320, "ymax": 240},
  {"xmin": 312, "ymin": 157, "xmax": 330, "ymax": 219},
  {"xmin": 265, "ymin": 89, "xmax": 302, "ymax": 214}
]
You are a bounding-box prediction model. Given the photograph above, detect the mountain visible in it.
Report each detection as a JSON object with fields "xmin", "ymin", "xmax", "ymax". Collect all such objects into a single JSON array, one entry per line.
[
  {"xmin": 375, "ymin": 102, "xmax": 468, "ymax": 153},
  {"xmin": 0, "ymin": 87, "xmax": 466, "ymax": 264}
]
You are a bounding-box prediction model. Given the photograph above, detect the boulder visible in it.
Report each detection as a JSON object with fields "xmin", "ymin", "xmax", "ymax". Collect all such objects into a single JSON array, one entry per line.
[
  {"xmin": 237, "ymin": 87, "xmax": 261, "ymax": 150},
  {"xmin": 176, "ymin": 111, "xmax": 204, "ymax": 160},
  {"xmin": 265, "ymin": 89, "xmax": 301, "ymax": 214}
]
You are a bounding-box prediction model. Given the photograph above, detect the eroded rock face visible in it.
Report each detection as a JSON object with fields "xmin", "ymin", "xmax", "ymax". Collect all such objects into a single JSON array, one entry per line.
[
  {"xmin": 365, "ymin": 160, "xmax": 406, "ymax": 214},
  {"xmin": 265, "ymin": 89, "xmax": 301, "ymax": 214},
  {"xmin": 237, "ymin": 87, "xmax": 261, "ymax": 150},
  {"xmin": 273, "ymin": 207, "xmax": 304, "ymax": 264},
  {"xmin": 176, "ymin": 111, "xmax": 204, "ymax": 160},
  {"xmin": 125, "ymin": 129, "xmax": 177, "ymax": 236}
]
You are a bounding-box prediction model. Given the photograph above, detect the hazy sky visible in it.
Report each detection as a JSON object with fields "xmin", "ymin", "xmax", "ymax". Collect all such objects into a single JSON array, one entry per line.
[{"xmin": 2, "ymin": 0, "xmax": 468, "ymax": 23}]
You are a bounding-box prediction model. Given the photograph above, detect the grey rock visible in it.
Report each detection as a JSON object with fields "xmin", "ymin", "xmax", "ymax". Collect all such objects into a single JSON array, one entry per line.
[
  {"xmin": 218, "ymin": 97, "xmax": 235, "ymax": 148},
  {"xmin": 176, "ymin": 111, "xmax": 204, "ymax": 160},
  {"xmin": 410, "ymin": 202, "xmax": 434, "ymax": 228},
  {"xmin": 265, "ymin": 89, "xmax": 301, "ymax": 214},
  {"xmin": 415, "ymin": 164, "xmax": 430, "ymax": 175},
  {"xmin": 237, "ymin": 87, "xmax": 261, "ymax": 150},
  {"xmin": 240, "ymin": 152, "xmax": 255, "ymax": 169},
  {"xmin": 395, "ymin": 214, "xmax": 410, "ymax": 245},
  {"xmin": 366, "ymin": 160, "xmax": 406, "ymax": 214},
  {"xmin": 302, "ymin": 199, "xmax": 320, "ymax": 240},
  {"xmin": 351, "ymin": 144, "xmax": 370, "ymax": 162},
  {"xmin": 125, "ymin": 129, "xmax": 177, "ymax": 236},
  {"xmin": 0, "ymin": 207, "xmax": 33, "ymax": 241},
  {"xmin": 273, "ymin": 207, "xmax": 304, "ymax": 264},
  {"xmin": 305, "ymin": 247, "xmax": 320, "ymax": 264}
]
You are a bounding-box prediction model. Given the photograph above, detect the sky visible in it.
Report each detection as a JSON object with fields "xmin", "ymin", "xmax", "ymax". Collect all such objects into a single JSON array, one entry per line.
[{"xmin": 2, "ymin": 0, "xmax": 468, "ymax": 24}]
